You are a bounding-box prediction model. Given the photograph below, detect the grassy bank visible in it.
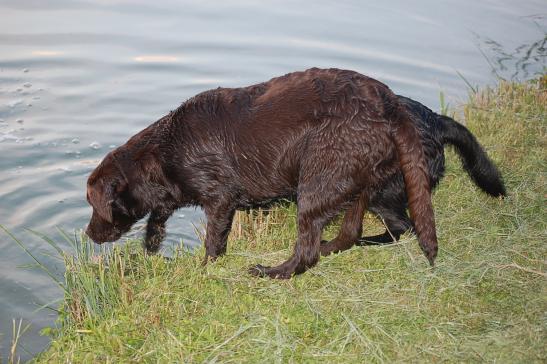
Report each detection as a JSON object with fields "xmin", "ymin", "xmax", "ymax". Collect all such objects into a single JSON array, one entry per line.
[{"xmin": 34, "ymin": 78, "xmax": 546, "ymax": 363}]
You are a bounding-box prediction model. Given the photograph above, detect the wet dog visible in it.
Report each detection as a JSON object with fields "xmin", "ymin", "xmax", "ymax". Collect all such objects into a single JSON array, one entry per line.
[
  {"xmin": 86, "ymin": 68, "xmax": 438, "ymax": 278},
  {"xmin": 319, "ymin": 95, "xmax": 506, "ymax": 255}
]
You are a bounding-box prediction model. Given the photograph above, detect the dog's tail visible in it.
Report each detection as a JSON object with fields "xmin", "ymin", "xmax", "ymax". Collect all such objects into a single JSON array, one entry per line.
[
  {"xmin": 390, "ymin": 104, "xmax": 438, "ymax": 266},
  {"xmin": 438, "ymin": 115, "xmax": 506, "ymax": 197}
]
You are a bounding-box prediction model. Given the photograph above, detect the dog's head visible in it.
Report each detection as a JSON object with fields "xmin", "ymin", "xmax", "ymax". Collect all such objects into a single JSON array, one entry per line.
[{"xmin": 85, "ymin": 149, "xmax": 150, "ymax": 243}]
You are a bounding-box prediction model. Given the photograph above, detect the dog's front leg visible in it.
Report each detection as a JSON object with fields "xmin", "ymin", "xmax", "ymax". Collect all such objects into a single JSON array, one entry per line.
[
  {"xmin": 202, "ymin": 199, "xmax": 236, "ymax": 264},
  {"xmin": 144, "ymin": 208, "xmax": 173, "ymax": 253}
]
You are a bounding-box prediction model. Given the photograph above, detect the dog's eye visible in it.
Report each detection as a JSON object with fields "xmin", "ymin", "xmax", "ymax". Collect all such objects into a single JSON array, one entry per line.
[{"xmin": 112, "ymin": 199, "xmax": 129, "ymax": 217}]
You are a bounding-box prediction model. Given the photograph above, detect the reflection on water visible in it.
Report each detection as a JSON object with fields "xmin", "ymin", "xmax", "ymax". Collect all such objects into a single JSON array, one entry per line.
[
  {"xmin": 30, "ymin": 50, "xmax": 65, "ymax": 56},
  {"xmin": 0, "ymin": 0, "xmax": 545, "ymax": 361},
  {"xmin": 134, "ymin": 55, "xmax": 180, "ymax": 62}
]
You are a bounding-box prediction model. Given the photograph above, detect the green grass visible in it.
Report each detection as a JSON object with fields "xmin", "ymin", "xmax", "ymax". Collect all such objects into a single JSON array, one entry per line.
[{"xmin": 28, "ymin": 78, "xmax": 547, "ymax": 362}]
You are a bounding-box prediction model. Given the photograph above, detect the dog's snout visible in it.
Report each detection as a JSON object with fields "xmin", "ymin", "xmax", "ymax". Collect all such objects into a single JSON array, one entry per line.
[
  {"xmin": 84, "ymin": 224, "xmax": 101, "ymax": 244},
  {"xmin": 84, "ymin": 224, "xmax": 96, "ymax": 242},
  {"xmin": 84, "ymin": 224, "xmax": 92, "ymax": 237}
]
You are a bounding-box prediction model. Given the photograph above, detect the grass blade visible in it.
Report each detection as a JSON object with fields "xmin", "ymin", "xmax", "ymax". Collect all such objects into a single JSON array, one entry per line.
[{"xmin": 1, "ymin": 225, "xmax": 66, "ymax": 293}]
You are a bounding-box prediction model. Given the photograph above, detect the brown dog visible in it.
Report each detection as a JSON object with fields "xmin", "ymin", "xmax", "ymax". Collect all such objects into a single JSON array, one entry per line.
[{"xmin": 85, "ymin": 68, "xmax": 438, "ymax": 279}]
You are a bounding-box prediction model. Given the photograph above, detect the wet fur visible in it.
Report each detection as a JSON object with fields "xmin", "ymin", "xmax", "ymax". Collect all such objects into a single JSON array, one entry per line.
[
  {"xmin": 86, "ymin": 68, "xmax": 438, "ymax": 279},
  {"xmin": 320, "ymin": 96, "xmax": 506, "ymax": 255}
]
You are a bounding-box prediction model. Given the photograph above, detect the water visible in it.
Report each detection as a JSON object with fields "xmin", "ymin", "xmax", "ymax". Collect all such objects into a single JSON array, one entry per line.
[{"xmin": 0, "ymin": 0, "xmax": 545, "ymax": 360}]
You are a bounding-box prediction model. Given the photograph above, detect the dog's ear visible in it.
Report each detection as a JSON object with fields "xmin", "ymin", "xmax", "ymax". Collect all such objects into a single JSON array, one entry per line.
[
  {"xmin": 88, "ymin": 179, "xmax": 128, "ymax": 224},
  {"xmin": 88, "ymin": 180, "xmax": 114, "ymax": 224},
  {"xmin": 132, "ymin": 145, "xmax": 183, "ymax": 203},
  {"xmin": 133, "ymin": 145, "xmax": 163, "ymax": 181}
]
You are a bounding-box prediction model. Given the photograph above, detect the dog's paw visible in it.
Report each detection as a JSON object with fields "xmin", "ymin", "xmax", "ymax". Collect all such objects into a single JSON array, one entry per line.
[
  {"xmin": 248, "ymin": 264, "xmax": 291, "ymax": 279},
  {"xmin": 248, "ymin": 264, "xmax": 267, "ymax": 277},
  {"xmin": 201, "ymin": 254, "xmax": 219, "ymax": 266},
  {"xmin": 319, "ymin": 242, "xmax": 336, "ymax": 256},
  {"xmin": 319, "ymin": 238, "xmax": 354, "ymax": 256}
]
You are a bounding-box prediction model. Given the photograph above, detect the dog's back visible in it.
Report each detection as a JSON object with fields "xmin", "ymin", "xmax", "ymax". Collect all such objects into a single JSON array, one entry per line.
[{"xmin": 172, "ymin": 68, "xmax": 407, "ymax": 204}]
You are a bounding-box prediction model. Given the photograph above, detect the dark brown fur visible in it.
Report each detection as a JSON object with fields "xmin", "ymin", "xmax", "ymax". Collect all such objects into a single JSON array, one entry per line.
[
  {"xmin": 85, "ymin": 68, "xmax": 438, "ymax": 278},
  {"xmin": 320, "ymin": 96, "xmax": 506, "ymax": 255}
]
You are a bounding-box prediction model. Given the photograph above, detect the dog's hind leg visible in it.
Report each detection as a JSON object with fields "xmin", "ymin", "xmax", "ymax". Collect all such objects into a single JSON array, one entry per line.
[
  {"xmin": 357, "ymin": 207, "xmax": 412, "ymax": 245},
  {"xmin": 320, "ymin": 192, "xmax": 367, "ymax": 256},
  {"xmin": 202, "ymin": 198, "xmax": 236, "ymax": 264},
  {"xmin": 249, "ymin": 180, "xmax": 348, "ymax": 279},
  {"xmin": 249, "ymin": 208, "xmax": 323, "ymax": 278},
  {"xmin": 392, "ymin": 108, "xmax": 438, "ymax": 265}
]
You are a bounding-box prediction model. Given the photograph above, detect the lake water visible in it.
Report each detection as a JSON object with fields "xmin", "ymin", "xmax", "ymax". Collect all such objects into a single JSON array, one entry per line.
[{"xmin": 0, "ymin": 0, "xmax": 545, "ymax": 360}]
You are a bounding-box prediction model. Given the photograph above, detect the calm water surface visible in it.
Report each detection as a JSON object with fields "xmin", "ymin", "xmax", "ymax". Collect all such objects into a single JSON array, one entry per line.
[{"xmin": 0, "ymin": 0, "xmax": 545, "ymax": 360}]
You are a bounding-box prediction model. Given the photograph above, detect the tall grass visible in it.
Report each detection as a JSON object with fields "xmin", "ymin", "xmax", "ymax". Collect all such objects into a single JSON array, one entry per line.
[{"xmin": 11, "ymin": 77, "xmax": 547, "ymax": 362}]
